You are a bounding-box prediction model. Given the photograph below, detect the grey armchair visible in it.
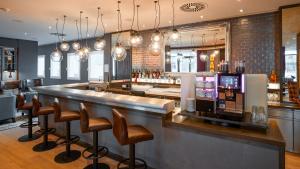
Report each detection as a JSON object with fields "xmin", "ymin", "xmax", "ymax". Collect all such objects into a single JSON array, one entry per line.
[{"xmin": 0, "ymin": 92, "xmax": 16, "ymax": 122}]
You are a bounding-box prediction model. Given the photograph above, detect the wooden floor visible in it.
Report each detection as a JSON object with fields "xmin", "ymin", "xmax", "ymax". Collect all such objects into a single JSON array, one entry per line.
[{"xmin": 0, "ymin": 127, "xmax": 300, "ymax": 169}]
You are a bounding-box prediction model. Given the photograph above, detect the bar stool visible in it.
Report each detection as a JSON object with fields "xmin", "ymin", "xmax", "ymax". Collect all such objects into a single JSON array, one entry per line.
[
  {"xmin": 112, "ymin": 109, "xmax": 154, "ymax": 169},
  {"xmin": 53, "ymin": 98, "xmax": 81, "ymax": 163},
  {"xmin": 17, "ymin": 93, "xmax": 39, "ymax": 142},
  {"xmin": 80, "ymin": 103, "xmax": 112, "ymax": 169},
  {"xmin": 32, "ymin": 96, "xmax": 57, "ymax": 152}
]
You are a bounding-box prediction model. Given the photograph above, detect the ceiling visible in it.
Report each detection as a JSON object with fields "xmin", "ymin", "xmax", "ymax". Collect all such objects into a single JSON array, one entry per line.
[
  {"xmin": 0, "ymin": 0, "xmax": 299, "ymax": 45},
  {"xmin": 282, "ymin": 6, "xmax": 300, "ymax": 54}
]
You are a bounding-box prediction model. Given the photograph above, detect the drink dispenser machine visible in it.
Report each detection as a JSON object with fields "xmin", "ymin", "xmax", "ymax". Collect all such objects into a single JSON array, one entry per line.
[{"xmin": 216, "ymin": 73, "xmax": 245, "ymax": 120}]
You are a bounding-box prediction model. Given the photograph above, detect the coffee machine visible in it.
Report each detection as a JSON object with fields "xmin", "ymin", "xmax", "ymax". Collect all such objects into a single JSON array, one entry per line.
[{"xmin": 216, "ymin": 73, "xmax": 245, "ymax": 120}]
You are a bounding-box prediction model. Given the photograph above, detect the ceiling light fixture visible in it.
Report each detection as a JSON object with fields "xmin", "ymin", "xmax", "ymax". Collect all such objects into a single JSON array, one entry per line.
[
  {"xmin": 200, "ymin": 34, "xmax": 208, "ymax": 62},
  {"xmin": 94, "ymin": 7, "xmax": 106, "ymax": 51},
  {"xmin": 72, "ymin": 19, "xmax": 81, "ymax": 50},
  {"xmin": 129, "ymin": 0, "xmax": 143, "ymax": 47},
  {"xmin": 59, "ymin": 15, "xmax": 70, "ymax": 52},
  {"xmin": 78, "ymin": 16, "xmax": 90, "ymax": 62},
  {"xmin": 50, "ymin": 18, "xmax": 63, "ymax": 62},
  {"xmin": 170, "ymin": 0, "xmax": 179, "ymax": 42},
  {"xmin": 149, "ymin": 0, "xmax": 163, "ymax": 55},
  {"xmin": 239, "ymin": 9, "xmax": 244, "ymax": 13},
  {"xmin": 112, "ymin": 0, "xmax": 127, "ymax": 61}
]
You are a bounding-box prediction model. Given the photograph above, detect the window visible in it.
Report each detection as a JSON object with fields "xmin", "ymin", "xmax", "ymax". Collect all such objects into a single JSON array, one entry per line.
[
  {"xmin": 37, "ymin": 55, "xmax": 45, "ymax": 78},
  {"xmin": 171, "ymin": 49, "xmax": 197, "ymax": 73},
  {"xmin": 67, "ymin": 53, "xmax": 81, "ymax": 80},
  {"xmin": 50, "ymin": 58, "xmax": 61, "ymax": 79},
  {"xmin": 88, "ymin": 51, "xmax": 104, "ymax": 81}
]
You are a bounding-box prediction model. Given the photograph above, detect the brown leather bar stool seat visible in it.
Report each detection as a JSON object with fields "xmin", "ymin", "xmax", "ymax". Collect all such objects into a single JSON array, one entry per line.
[
  {"xmin": 112, "ymin": 109, "xmax": 153, "ymax": 169},
  {"xmin": 80, "ymin": 103, "xmax": 112, "ymax": 169},
  {"xmin": 32, "ymin": 96, "xmax": 57, "ymax": 152},
  {"xmin": 53, "ymin": 98, "xmax": 81, "ymax": 163},
  {"xmin": 17, "ymin": 93, "xmax": 39, "ymax": 142}
]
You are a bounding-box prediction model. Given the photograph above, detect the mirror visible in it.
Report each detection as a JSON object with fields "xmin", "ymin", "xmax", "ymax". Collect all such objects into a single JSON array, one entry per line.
[
  {"xmin": 164, "ymin": 23, "xmax": 229, "ymax": 73},
  {"xmin": 129, "ymin": 23, "xmax": 230, "ymax": 73},
  {"xmin": 281, "ymin": 5, "xmax": 300, "ymax": 102}
]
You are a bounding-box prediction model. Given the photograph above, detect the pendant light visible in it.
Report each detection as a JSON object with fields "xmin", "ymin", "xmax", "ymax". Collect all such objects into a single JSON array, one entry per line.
[
  {"xmin": 149, "ymin": 0, "xmax": 163, "ymax": 56},
  {"xmin": 50, "ymin": 18, "xmax": 63, "ymax": 62},
  {"xmin": 112, "ymin": 0, "xmax": 127, "ymax": 61},
  {"xmin": 129, "ymin": 0, "xmax": 143, "ymax": 47},
  {"xmin": 94, "ymin": 7, "xmax": 106, "ymax": 51},
  {"xmin": 72, "ymin": 20, "xmax": 81, "ymax": 50},
  {"xmin": 59, "ymin": 15, "xmax": 70, "ymax": 52},
  {"xmin": 200, "ymin": 34, "xmax": 208, "ymax": 62},
  {"xmin": 80, "ymin": 16, "xmax": 90, "ymax": 62},
  {"xmin": 170, "ymin": 0, "xmax": 179, "ymax": 42},
  {"xmin": 212, "ymin": 32, "xmax": 219, "ymax": 56}
]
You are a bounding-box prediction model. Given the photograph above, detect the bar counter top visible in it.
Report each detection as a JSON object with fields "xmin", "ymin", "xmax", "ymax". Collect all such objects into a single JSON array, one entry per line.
[
  {"xmin": 34, "ymin": 83, "xmax": 175, "ymax": 115},
  {"xmin": 268, "ymin": 101, "xmax": 300, "ymax": 110},
  {"xmin": 164, "ymin": 112, "xmax": 285, "ymax": 147}
]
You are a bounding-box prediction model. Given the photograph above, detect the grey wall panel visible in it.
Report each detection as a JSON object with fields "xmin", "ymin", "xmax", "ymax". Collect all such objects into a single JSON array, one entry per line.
[{"xmin": 0, "ymin": 37, "xmax": 38, "ymax": 80}]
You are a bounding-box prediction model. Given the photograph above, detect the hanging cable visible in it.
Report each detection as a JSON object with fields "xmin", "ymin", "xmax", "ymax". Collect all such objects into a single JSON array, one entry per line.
[
  {"xmin": 101, "ymin": 13, "xmax": 106, "ymax": 35},
  {"xmin": 55, "ymin": 18, "xmax": 59, "ymax": 48},
  {"xmin": 172, "ymin": 0, "xmax": 175, "ymax": 29},
  {"xmin": 79, "ymin": 11, "xmax": 83, "ymax": 45},
  {"xmin": 157, "ymin": 0, "xmax": 161, "ymax": 28},
  {"xmin": 136, "ymin": 5, "xmax": 140, "ymax": 31},
  {"xmin": 85, "ymin": 17, "xmax": 89, "ymax": 47},
  {"xmin": 130, "ymin": 0, "xmax": 136, "ymax": 31},
  {"xmin": 75, "ymin": 20, "xmax": 80, "ymax": 41},
  {"xmin": 94, "ymin": 7, "xmax": 100, "ymax": 38},
  {"xmin": 116, "ymin": 0, "xmax": 122, "ymax": 43},
  {"xmin": 153, "ymin": 1, "xmax": 158, "ymax": 29},
  {"xmin": 61, "ymin": 15, "xmax": 66, "ymax": 41}
]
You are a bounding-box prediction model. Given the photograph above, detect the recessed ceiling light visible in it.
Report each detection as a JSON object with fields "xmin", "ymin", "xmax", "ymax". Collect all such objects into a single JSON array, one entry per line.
[
  {"xmin": 0, "ymin": 8, "xmax": 10, "ymax": 12},
  {"xmin": 200, "ymin": 15, "xmax": 204, "ymax": 19},
  {"xmin": 168, "ymin": 20, "xmax": 172, "ymax": 24},
  {"xmin": 239, "ymin": 9, "xmax": 244, "ymax": 13},
  {"xmin": 142, "ymin": 24, "xmax": 145, "ymax": 28},
  {"xmin": 48, "ymin": 26, "xmax": 52, "ymax": 30}
]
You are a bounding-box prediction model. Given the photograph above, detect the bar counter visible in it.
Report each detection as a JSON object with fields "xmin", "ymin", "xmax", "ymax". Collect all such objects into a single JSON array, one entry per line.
[{"xmin": 35, "ymin": 84, "xmax": 285, "ymax": 169}]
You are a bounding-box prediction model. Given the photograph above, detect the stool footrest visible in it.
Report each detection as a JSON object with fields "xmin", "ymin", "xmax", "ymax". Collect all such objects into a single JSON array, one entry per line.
[
  {"xmin": 82, "ymin": 146, "xmax": 109, "ymax": 160},
  {"xmin": 56, "ymin": 135, "xmax": 80, "ymax": 145},
  {"xmin": 117, "ymin": 158, "xmax": 147, "ymax": 169},
  {"xmin": 19, "ymin": 121, "xmax": 39, "ymax": 128},
  {"xmin": 34, "ymin": 128, "xmax": 56, "ymax": 136}
]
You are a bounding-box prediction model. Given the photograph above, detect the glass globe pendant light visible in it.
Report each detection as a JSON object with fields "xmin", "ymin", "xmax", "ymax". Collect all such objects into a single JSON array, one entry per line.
[
  {"xmin": 51, "ymin": 18, "xmax": 63, "ymax": 62},
  {"xmin": 72, "ymin": 19, "xmax": 81, "ymax": 51},
  {"xmin": 59, "ymin": 15, "xmax": 70, "ymax": 52},
  {"xmin": 94, "ymin": 7, "xmax": 106, "ymax": 51},
  {"xmin": 79, "ymin": 16, "xmax": 90, "ymax": 62},
  {"xmin": 112, "ymin": 0, "xmax": 127, "ymax": 61},
  {"xmin": 149, "ymin": 42, "xmax": 161, "ymax": 56},
  {"xmin": 60, "ymin": 41, "xmax": 70, "ymax": 51},
  {"xmin": 51, "ymin": 48, "xmax": 63, "ymax": 62},
  {"xmin": 170, "ymin": 0, "xmax": 180, "ymax": 42},
  {"xmin": 171, "ymin": 28, "xmax": 179, "ymax": 41},
  {"xmin": 151, "ymin": 1, "xmax": 163, "ymax": 43},
  {"xmin": 129, "ymin": 3, "xmax": 143, "ymax": 47},
  {"xmin": 112, "ymin": 43, "xmax": 127, "ymax": 61}
]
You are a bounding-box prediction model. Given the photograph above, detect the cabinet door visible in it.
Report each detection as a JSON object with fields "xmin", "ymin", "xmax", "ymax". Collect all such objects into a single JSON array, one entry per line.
[{"xmin": 268, "ymin": 108, "xmax": 294, "ymax": 152}]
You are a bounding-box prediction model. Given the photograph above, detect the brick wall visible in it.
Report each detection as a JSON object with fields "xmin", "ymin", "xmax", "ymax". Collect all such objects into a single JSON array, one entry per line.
[{"xmin": 132, "ymin": 30, "xmax": 163, "ymax": 70}]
